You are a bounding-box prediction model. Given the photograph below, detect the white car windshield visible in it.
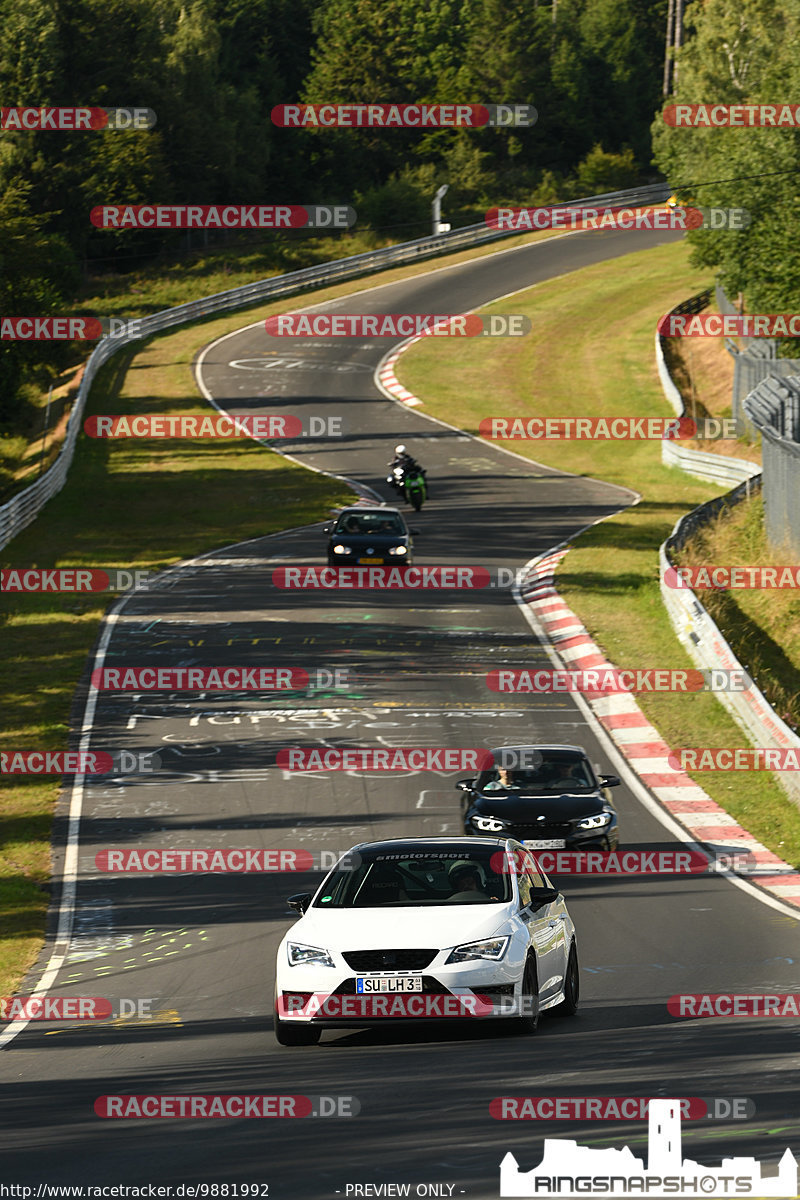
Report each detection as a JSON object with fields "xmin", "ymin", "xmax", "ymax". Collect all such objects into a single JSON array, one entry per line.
[{"xmin": 314, "ymin": 848, "xmax": 514, "ymax": 907}]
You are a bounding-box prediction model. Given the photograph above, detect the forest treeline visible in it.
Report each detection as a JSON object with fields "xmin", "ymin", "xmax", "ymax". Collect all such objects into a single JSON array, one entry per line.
[{"xmin": 0, "ymin": 0, "xmax": 798, "ymax": 426}]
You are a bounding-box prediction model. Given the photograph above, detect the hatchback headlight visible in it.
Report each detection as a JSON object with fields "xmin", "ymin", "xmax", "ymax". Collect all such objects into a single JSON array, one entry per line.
[
  {"xmin": 388, "ymin": 545, "xmax": 408, "ymax": 555},
  {"xmin": 576, "ymin": 812, "xmax": 612, "ymax": 830},
  {"xmin": 472, "ymin": 815, "xmax": 506, "ymax": 832},
  {"xmin": 332, "ymin": 544, "xmax": 353, "ymax": 555},
  {"xmin": 446, "ymin": 936, "xmax": 510, "ymax": 964},
  {"xmin": 287, "ymin": 942, "xmax": 335, "ymax": 968}
]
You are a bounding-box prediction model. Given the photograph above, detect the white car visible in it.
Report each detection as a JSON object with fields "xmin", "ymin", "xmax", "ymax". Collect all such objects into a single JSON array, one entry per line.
[{"xmin": 273, "ymin": 836, "xmax": 579, "ymax": 1045}]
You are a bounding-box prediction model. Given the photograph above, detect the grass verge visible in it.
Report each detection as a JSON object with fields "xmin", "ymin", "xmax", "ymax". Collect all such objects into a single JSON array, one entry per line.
[{"xmin": 397, "ymin": 236, "xmax": 800, "ymax": 868}]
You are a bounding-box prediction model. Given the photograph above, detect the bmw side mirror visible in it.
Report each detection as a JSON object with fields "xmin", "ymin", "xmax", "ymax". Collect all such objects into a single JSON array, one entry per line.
[
  {"xmin": 600, "ymin": 774, "xmax": 621, "ymax": 788},
  {"xmin": 287, "ymin": 892, "xmax": 312, "ymax": 914},
  {"xmin": 455, "ymin": 778, "xmax": 476, "ymax": 791}
]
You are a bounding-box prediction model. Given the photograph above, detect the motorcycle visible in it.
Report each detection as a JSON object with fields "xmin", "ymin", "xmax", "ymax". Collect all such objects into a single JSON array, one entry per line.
[{"xmin": 403, "ymin": 466, "xmax": 427, "ymax": 511}]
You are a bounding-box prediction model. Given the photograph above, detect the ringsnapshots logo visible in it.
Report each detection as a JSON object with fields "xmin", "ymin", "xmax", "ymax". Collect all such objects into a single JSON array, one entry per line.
[
  {"xmin": 0, "ymin": 107, "xmax": 156, "ymax": 130},
  {"xmin": 664, "ymin": 103, "xmax": 800, "ymax": 127},
  {"xmin": 658, "ymin": 313, "xmax": 800, "ymax": 337},
  {"xmin": 271, "ymin": 103, "xmax": 537, "ymax": 128},
  {"xmin": 83, "ymin": 414, "xmax": 342, "ymax": 438},
  {"xmin": 1, "ymin": 567, "xmax": 152, "ymax": 592},
  {"xmin": 498, "ymin": 1098, "xmax": 797, "ymax": 1197},
  {"xmin": 90, "ymin": 205, "xmax": 356, "ymax": 230},
  {"xmin": 1, "ymin": 750, "xmax": 161, "ymax": 776},
  {"xmin": 264, "ymin": 313, "xmax": 530, "ymax": 337},
  {"xmin": 485, "ymin": 206, "xmax": 749, "ymax": 232}
]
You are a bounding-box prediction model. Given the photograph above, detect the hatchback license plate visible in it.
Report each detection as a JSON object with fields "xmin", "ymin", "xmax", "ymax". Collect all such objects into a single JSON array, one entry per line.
[
  {"xmin": 523, "ymin": 839, "xmax": 566, "ymax": 849},
  {"xmin": 358, "ymin": 557, "xmax": 382, "ymax": 564},
  {"xmin": 356, "ymin": 976, "xmax": 423, "ymax": 993}
]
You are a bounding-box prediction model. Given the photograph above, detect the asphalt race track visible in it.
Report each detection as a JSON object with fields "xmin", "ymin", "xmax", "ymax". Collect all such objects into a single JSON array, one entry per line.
[{"xmin": 2, "ymin": 227, "xmax": 799, "ymax": 1197}]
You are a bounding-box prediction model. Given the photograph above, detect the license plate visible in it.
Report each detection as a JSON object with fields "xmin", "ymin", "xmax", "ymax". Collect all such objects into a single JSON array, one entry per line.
[
  {"xmin": 358, "ymin": 557, "xmax": 382, "ymax": 564},
  {"xmin": 524, "ymin": 839, "xmax": 566, "ymax": 849},
  {"xmin": 356, "ymin": 976, "xmax": 423, "ymax": 993}
]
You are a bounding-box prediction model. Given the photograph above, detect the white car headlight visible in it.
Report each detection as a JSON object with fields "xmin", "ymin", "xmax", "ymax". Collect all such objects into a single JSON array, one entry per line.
[
  {"xmin": 576, "ymin": 812, "xmax": 612, "ymax": 830},
  {"xmin": 332, "ymin": 544, "xmax": 353, "ymax": 555},
  {"xmin": 472, "ymin": 815, "xmax": 506, "ymax": 832},
  {"xmin": 388, "ymin": 545, "xmax": 408, "ymax": 555},
  {"xmin": 445, "ymin": 936, "xmax": 510, "ymax": 964},
  {"xmin": 287, "ymin": 942, "xmax": 335, "ymax": 968}
]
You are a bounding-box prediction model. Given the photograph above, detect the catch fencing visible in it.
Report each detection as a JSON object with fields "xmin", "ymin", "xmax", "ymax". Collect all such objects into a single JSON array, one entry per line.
[{"xmin": 744, "ymin": 374, "xmax": 800, "ymax": 555}]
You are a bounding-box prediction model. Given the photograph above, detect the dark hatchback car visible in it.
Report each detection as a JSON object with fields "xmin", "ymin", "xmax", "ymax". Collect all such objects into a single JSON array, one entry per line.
[
  {"xmin": 324, "ymin": 506, "xmax": 415, "ymax": 566},
  {"xmin": 457, "ymin": 744, "xmax": 620, "ymax": 850}
]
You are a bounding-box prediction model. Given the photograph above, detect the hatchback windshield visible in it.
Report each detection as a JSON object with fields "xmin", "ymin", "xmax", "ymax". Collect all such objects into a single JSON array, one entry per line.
[
  {"xmin": 336, "ymin": 513, "xmax": 404, "ymax": 536},
  {"xmin": 314, "ymin": 847, "xmax": 513, "ymax": 907}
]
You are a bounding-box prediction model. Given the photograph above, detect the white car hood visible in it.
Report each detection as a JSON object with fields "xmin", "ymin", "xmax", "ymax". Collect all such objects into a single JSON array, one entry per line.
[{"xmin": 288, "ymin": 903, "xmax": 512, "ymax": 952}]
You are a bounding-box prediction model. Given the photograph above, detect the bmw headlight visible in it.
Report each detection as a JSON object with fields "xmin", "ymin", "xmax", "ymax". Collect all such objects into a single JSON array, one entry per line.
[
  {"xmin": 446, "ymin": 936, "xmax": 510, "ymax": 964},
  {"xmin": 332, "ymin": 544, "xmax": 353, "ymax": 555},
  {"xmin": 287, "ymin": 942, "xmax": 335, "ymax": 968},
  {"xmin": 576, "ymin": 812, "xmax": 612, "ymax": 830},
  {"xmin": 388, "ymin": 545, "xmax": 408, "ymax": 556},
  {"xmin": 472, "ymin": 815, "xmax": 506, "ymax": 832}
]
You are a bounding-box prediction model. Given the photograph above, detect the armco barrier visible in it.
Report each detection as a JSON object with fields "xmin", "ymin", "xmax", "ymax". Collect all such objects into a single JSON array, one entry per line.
[
  {"xmin": 654, "ymin": 291, "xmax": 760, "ymax": 487},
  {"xmin": 744, "ymin": 374, "xmax": 800, "ymax": 557},
  {"xmin": 0, "ymin": 182, "xmax": 670, "ymax": 552},
  {"xmin": 660, "ymin": 480, "xmax": 800, "ymax": 810}
]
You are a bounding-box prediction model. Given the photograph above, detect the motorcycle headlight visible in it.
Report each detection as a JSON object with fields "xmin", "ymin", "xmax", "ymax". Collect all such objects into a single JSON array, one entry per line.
[
  {"xmin": 287, "ymin": 942, "xmax": 335, "ymax": 968},
  {"xmin": 388, "ymin": 545, "xmax": 408, "ymax": 556},
  {"xmin": 472, "ymin": 815, "xmax": 506, "ymax": 832},
  {"xmin": 332, "ymin": 543, "xmax": 353, "ymax": 555},
  {"xmin": 576, "ymin": 812, "xmax": 612, "ymax": 830},
  {"xmin": 446, "ymin": 936, "xmax": 510, "ymax": 964}
]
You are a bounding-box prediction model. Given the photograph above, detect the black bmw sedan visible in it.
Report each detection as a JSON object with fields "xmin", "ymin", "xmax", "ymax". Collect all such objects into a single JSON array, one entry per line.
[
  {"xmin": 457, "ymin": 744, "xmax": 620, "ymax": 850},
  {"xmin": 324, "ymin": 506, "xmax": 415, "ymax": 566}
]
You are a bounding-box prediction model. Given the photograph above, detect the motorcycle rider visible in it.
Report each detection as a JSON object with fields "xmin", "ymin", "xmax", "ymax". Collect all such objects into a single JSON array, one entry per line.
[{"xmin": 387, "ymin": 444, "xmax": 428, "ymax": 495}]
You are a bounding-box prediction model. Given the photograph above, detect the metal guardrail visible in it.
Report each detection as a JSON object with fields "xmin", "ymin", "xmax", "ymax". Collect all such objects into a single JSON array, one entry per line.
[
  {"xmin": 654, "ymin": 289, "xmax": 760, "ymax": 486},
  {"xmin": 744, "ymin": 373, "xmax": 800, "ymax": 555},
  {"xmin": 660, "ymin": 481, "xmax": 800, "ymax": 809},
  {"xmin": 0, "ymin": 182, "xmax": 670, "ymax": 552}
]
